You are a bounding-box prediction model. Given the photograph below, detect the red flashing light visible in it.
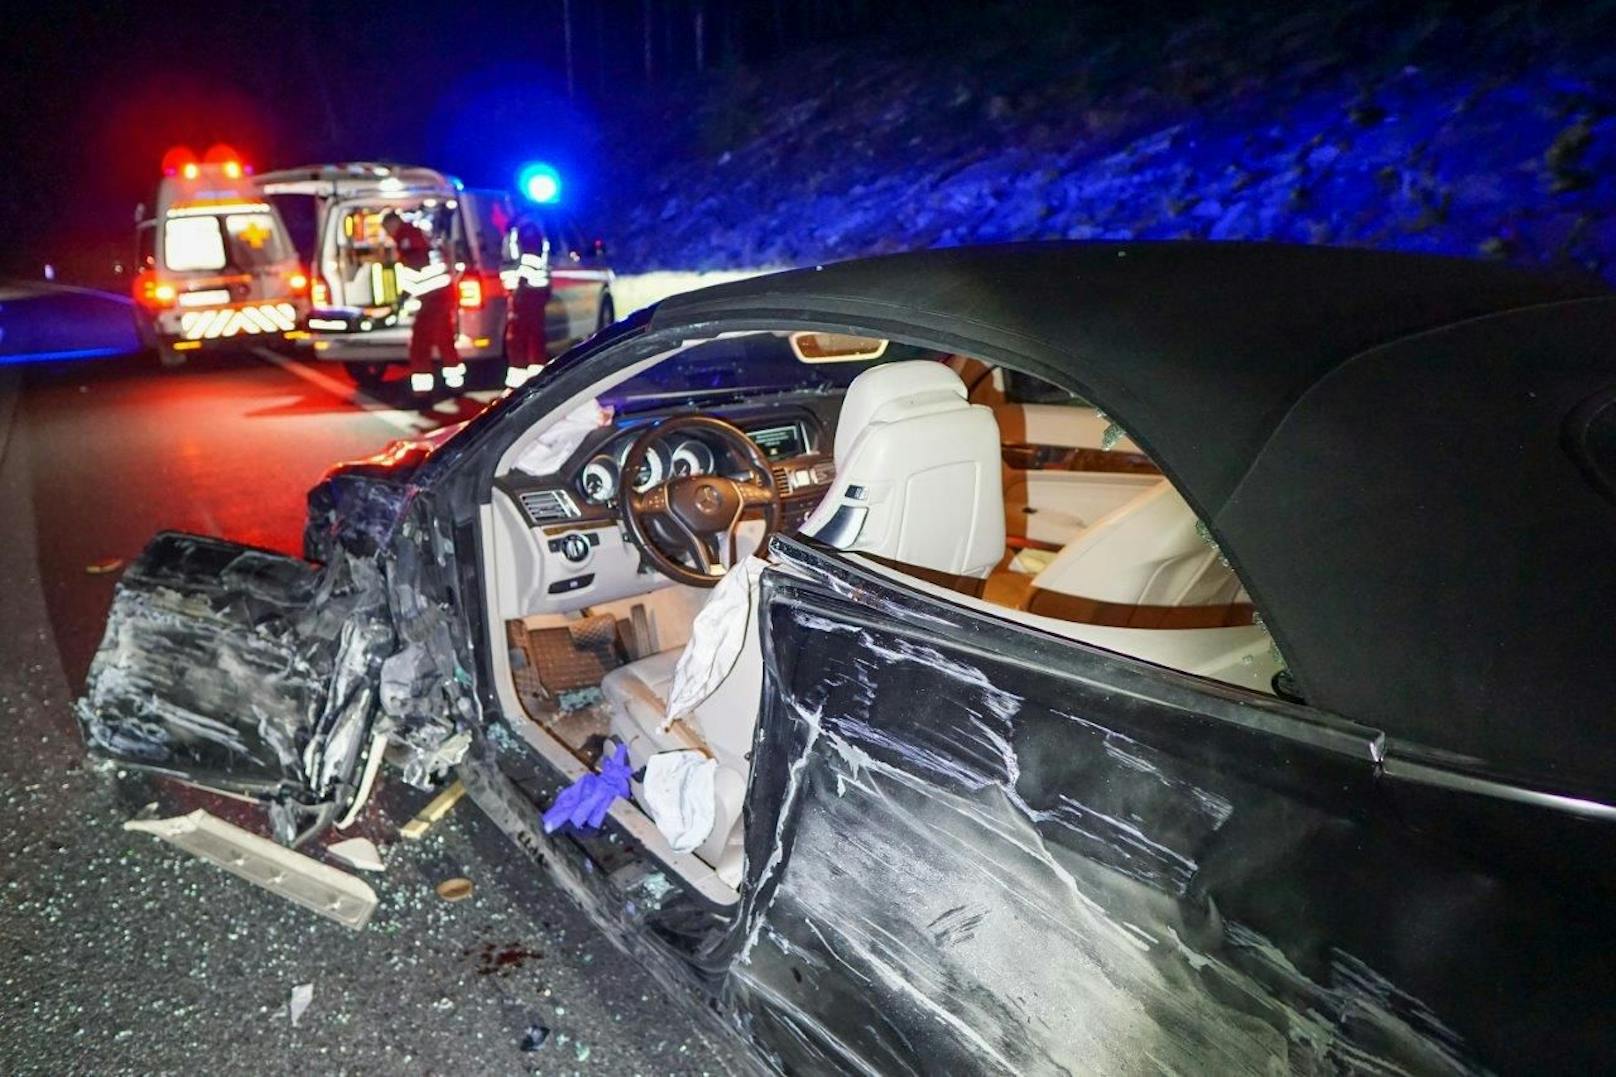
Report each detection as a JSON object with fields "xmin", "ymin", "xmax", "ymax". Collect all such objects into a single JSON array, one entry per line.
[
  {"xmin": 133, "ymin": 270, "xmax": 177, "ymax": 309},
  {"xmin": 288, "ymin": 270, "xmax": 309, "ymax": 294},
  {"xmin": 223, "ymin": 161, "xmax": 243, "ymax": 179},
  {"xmin": 160, "ymin": 145, "xmax": 197, "ymax": 177},
  {"xmin": 181, "ymin": 162, "xmax": 201, "ymax": 180}
]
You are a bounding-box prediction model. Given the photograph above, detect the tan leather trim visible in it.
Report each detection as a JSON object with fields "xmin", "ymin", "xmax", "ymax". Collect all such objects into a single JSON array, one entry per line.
[
  {"xmin": 1024, "ymin": 589, "xmax": 1257, "ymax": 629},
  {"xmin": 866, "ymin": 555, "xmax": 1255, "ymax": 630},
  {"xmin": 1002, "ymin": 443, "xmax": 1161, "ymax": 474},
  {"xmin": 981, "ymin": 570, "xmax": 1034, "ymax": 608},
  {"xmin": 1006, "ymin": 535, "xmax": 1063, "ymax": 552},
  {"xmin": 865, "ymin": 554, "xmax": 986, "ymax": 598}
]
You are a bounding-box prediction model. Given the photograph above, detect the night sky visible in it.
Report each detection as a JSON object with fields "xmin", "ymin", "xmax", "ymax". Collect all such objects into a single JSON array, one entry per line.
[{"xmin": 0, "ymin": 0, "xmax": 598, "ymax": 275}]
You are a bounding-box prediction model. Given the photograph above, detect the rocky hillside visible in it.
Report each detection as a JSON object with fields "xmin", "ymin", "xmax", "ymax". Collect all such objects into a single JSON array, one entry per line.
[{"xmin": 599, "ymin": 2, "xmax": 1616, "ymax": 279}]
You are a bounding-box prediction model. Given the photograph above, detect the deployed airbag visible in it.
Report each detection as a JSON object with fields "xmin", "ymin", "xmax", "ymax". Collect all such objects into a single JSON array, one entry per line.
[
  {"xmin": 642, "ymin": 749, "xmax": 718, "ymax": 854},
  {"xmin": 662, "ymin": 556, "xmax": 766, "ymax": 729}
]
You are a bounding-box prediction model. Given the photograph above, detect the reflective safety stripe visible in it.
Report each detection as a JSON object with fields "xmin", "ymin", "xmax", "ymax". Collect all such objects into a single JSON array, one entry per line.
[
  {"xmin": 167, "ymin": 201, "xmax": 273, "ymax": 218},
  {"xmin": 398, "ymin": 261, "xmax": 452, "ymax": 296},
  {"xmin": 516, "ymin": 253, "xmax": 550, "ymax": 288},
  {"xmin": 179, "ymin": 302, "xmax": 298, "ymax": 340}
]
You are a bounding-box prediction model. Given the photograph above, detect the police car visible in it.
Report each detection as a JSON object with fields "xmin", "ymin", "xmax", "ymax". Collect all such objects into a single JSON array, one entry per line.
[
  {"xmin": 256, "ymin": 162, "xmax": 614, "ymax": 391},
  {"xmin": 131, "ymin": 145, "xmax": 309, "ymax": 366}
]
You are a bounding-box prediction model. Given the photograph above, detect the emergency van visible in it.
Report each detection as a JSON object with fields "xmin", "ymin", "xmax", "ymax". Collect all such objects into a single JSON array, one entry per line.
[
  {"xmin": 256, "ymin": 162, "xmax": 614, "ymax": 391},
  {"xmin": 132, "ymin": 146, "xmax": 309, "ymax": 366}
]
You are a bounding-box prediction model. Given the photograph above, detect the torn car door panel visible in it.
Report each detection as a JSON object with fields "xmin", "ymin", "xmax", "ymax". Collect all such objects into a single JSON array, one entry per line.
[{"xmin": 724, "ymin": 541, "xmax": 1551, "ymax": 1074}]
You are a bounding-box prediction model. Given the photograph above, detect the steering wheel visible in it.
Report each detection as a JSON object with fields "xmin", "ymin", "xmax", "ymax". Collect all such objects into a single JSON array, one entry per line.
[{"xmin": 620, "ymin": 415, "xmax": 781, "ymax": 587}]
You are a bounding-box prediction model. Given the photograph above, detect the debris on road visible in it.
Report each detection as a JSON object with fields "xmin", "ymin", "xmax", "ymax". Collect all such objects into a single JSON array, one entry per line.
[
  {"xmin": 326, "ymin": 836, "xmax": 385, "ymax": 872},
  {"xmin": 288, "ymin": 983, "xmax": 314, "ymax": 1028},
  {"xmin": 84, "ymin": 557, "xmax": 123, "ymax": 575},
  {"xmin": 399, "ymin": 778, "xmax": 465, "ymax": 840},
  {"xmin": 520, "ymin": 1023, "xmax": 551, "ymax": 1051},
  {"xmin": 123, "ymin": 808, "xmax": 378, "ymax": 930},
  {"xmin": 435, "ymin": 876, "xmax": 474, "ymax": 902}
]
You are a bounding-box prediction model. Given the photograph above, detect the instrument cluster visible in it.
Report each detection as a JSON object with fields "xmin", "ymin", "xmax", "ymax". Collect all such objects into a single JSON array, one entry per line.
[{"xmin": 577, "ymin": 436, "xmax": 721, "ymax": 504}]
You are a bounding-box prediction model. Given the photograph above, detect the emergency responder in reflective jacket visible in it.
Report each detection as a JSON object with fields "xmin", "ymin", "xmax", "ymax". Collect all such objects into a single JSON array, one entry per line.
[
  {"xmin": 504, "ymin": 219, "xmax": 551, "ymax": 369},
  {"xmin": 382, "ymin": 210, "xmax": 458, "ymax": 383}
]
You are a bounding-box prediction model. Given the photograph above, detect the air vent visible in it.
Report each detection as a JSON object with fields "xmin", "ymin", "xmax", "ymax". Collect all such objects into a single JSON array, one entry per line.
[
  {"xmin": 772, "ymin": 462, "xmax": 835, "ymax": 494},
  {"xmin": 519, "ymin": 488, "xmax": 580, "ymax": 524}
]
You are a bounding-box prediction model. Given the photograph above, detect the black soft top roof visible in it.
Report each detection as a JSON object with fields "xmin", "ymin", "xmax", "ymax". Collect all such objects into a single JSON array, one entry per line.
[{"xmin": 653, "ymin": 243, "xmax": 1616, "ymax": 792}]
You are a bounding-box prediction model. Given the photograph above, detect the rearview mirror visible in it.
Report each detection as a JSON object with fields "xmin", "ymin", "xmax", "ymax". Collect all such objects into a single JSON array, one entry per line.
[{"xmin": 789, "ymin": 332, "xmax": 890, "ymax": 363}]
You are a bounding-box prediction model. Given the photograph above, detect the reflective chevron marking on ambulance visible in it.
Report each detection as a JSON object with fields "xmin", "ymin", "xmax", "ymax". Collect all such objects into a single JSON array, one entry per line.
[{"xmin": 179, "ymin": 302, "xmax": 299, "ymax": 340}]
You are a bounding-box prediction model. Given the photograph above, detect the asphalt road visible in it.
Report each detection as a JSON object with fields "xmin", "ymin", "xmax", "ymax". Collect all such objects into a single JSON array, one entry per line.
[{"xmin": 0, "ymin": 329, "xmax": 747, "ymax": 1074}]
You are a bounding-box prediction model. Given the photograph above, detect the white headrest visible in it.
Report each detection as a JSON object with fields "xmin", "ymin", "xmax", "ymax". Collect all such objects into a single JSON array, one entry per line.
[
  {"xmin": 832, "ymin": 361, "xmax": 970, "ymax": 463},
  {"xmin": 805, "ymin": 361, "xmax": 1006, "ymax": 578}
]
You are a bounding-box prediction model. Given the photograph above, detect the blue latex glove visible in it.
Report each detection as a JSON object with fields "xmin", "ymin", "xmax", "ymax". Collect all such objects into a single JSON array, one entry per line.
[{"xmin": 541, "ymin": 742, "xmax": 632, "ymax": 834}]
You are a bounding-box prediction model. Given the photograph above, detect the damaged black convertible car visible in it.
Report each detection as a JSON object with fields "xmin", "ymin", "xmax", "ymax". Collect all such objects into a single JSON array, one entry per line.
[{"xmin": 78, "ymin": 243, "xmax": 1616, "ymax": 1073}]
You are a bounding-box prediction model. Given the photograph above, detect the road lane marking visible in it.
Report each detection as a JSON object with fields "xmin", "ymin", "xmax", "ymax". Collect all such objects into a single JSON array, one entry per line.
[
  {"xmin": 251, "ymin": 348, "xmax": 432, "ymax": 435},
  {"xmin": 252, "ymin": 348, "xmax": 504, "ymax": 437}
]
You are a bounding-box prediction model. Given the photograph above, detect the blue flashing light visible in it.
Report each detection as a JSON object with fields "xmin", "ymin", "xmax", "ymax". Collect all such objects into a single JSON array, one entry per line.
[{"xmin": 518, "ymin": 162, "xmax": 562, "ymax": 204}]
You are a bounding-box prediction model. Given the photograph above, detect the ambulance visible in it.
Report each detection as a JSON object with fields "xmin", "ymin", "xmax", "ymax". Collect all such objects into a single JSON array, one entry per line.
[
  {"xmin": 255, "ymin": 162, "xmax": 614, "ymax": 391},
  {"xmin": 132, "ymin": 145, "xmax": 309, "ymax": 366}
]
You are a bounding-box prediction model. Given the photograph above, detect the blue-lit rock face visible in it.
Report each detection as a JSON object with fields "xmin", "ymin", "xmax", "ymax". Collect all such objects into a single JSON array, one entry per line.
[{"xmin": 605, "ymin": 6, "xmax": 1616, "ymax": 280}]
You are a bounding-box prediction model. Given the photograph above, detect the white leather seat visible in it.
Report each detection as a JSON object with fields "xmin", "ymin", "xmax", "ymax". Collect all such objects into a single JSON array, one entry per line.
[
  {"xmin": 603, "ymin": 581, "xmax": 760, "ymax": 886},
  {"xmin": 1031, "ymin": 479, "xmax": 1244, "ymax": 606},
  {"xmin": 802, "ymin": 360, "xmax": 1005, "ymax": 577},
  {"xmin": 601, "ymin": 649, "xmax": 681, "ymax": 745}
]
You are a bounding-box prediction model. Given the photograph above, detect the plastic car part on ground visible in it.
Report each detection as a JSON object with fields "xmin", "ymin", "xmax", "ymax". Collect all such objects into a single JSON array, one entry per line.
[
  {"xmin": 124, "ymin": 808, "xmax": 378, "ymax": 930},
  {"xmin": 288, "ymin": 983, "xmax": 314, "ymax": 1027},
  {"xmin": 435, "ymin": 877, "xmax": 475, "ymax": 902},
  {"xmin": 326, "ymin": 836, "xmax": 385, "ymax": 872},
  {"xmin": 399, "ymin": 778, "xmax": 467, "ymax": 840},
  {"xmin": 641, "ymin": 749, "xmax": 718, "ymax": 854},
  {"xmin": 541, "ymin": 742, "xmax": 633, "ymax": 835}
]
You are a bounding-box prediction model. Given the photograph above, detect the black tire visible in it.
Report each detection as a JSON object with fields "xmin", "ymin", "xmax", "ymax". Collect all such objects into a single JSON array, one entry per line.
[
  {"xmin": 155, "ymin": 339, "xmax": 186, "ymax": 368},
  {"xmin": 344, "ymin": 361, "xmax": 391, "ymax": 392},
  {"xmin": 596, "ymin": 291, "xmax": 615, "ymax": 333}
]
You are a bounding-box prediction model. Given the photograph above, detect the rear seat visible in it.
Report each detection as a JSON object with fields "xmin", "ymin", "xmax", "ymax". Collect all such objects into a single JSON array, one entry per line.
[{"xmin": 873, "ymin": 480, "xmax": 1253, "ymax": 630}]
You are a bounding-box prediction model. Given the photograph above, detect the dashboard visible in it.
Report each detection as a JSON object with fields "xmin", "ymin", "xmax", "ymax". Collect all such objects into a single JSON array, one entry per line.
[
  {"xmin": 575, "ymin": 418, "xmax": 812, "ymax": 505},
  {"xmin": 490, "ymin": 398, "xmax": 840, "ymax": 617}
]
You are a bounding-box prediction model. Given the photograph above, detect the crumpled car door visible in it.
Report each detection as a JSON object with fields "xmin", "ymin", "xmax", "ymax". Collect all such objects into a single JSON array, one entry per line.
[
  {"xmin": 76, "ymin": 531, "xmax": 391, "ymax": 843},
  {"xmin": 726, "ymin": 539, "xmax": 1494, "ymax": 1074}
]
